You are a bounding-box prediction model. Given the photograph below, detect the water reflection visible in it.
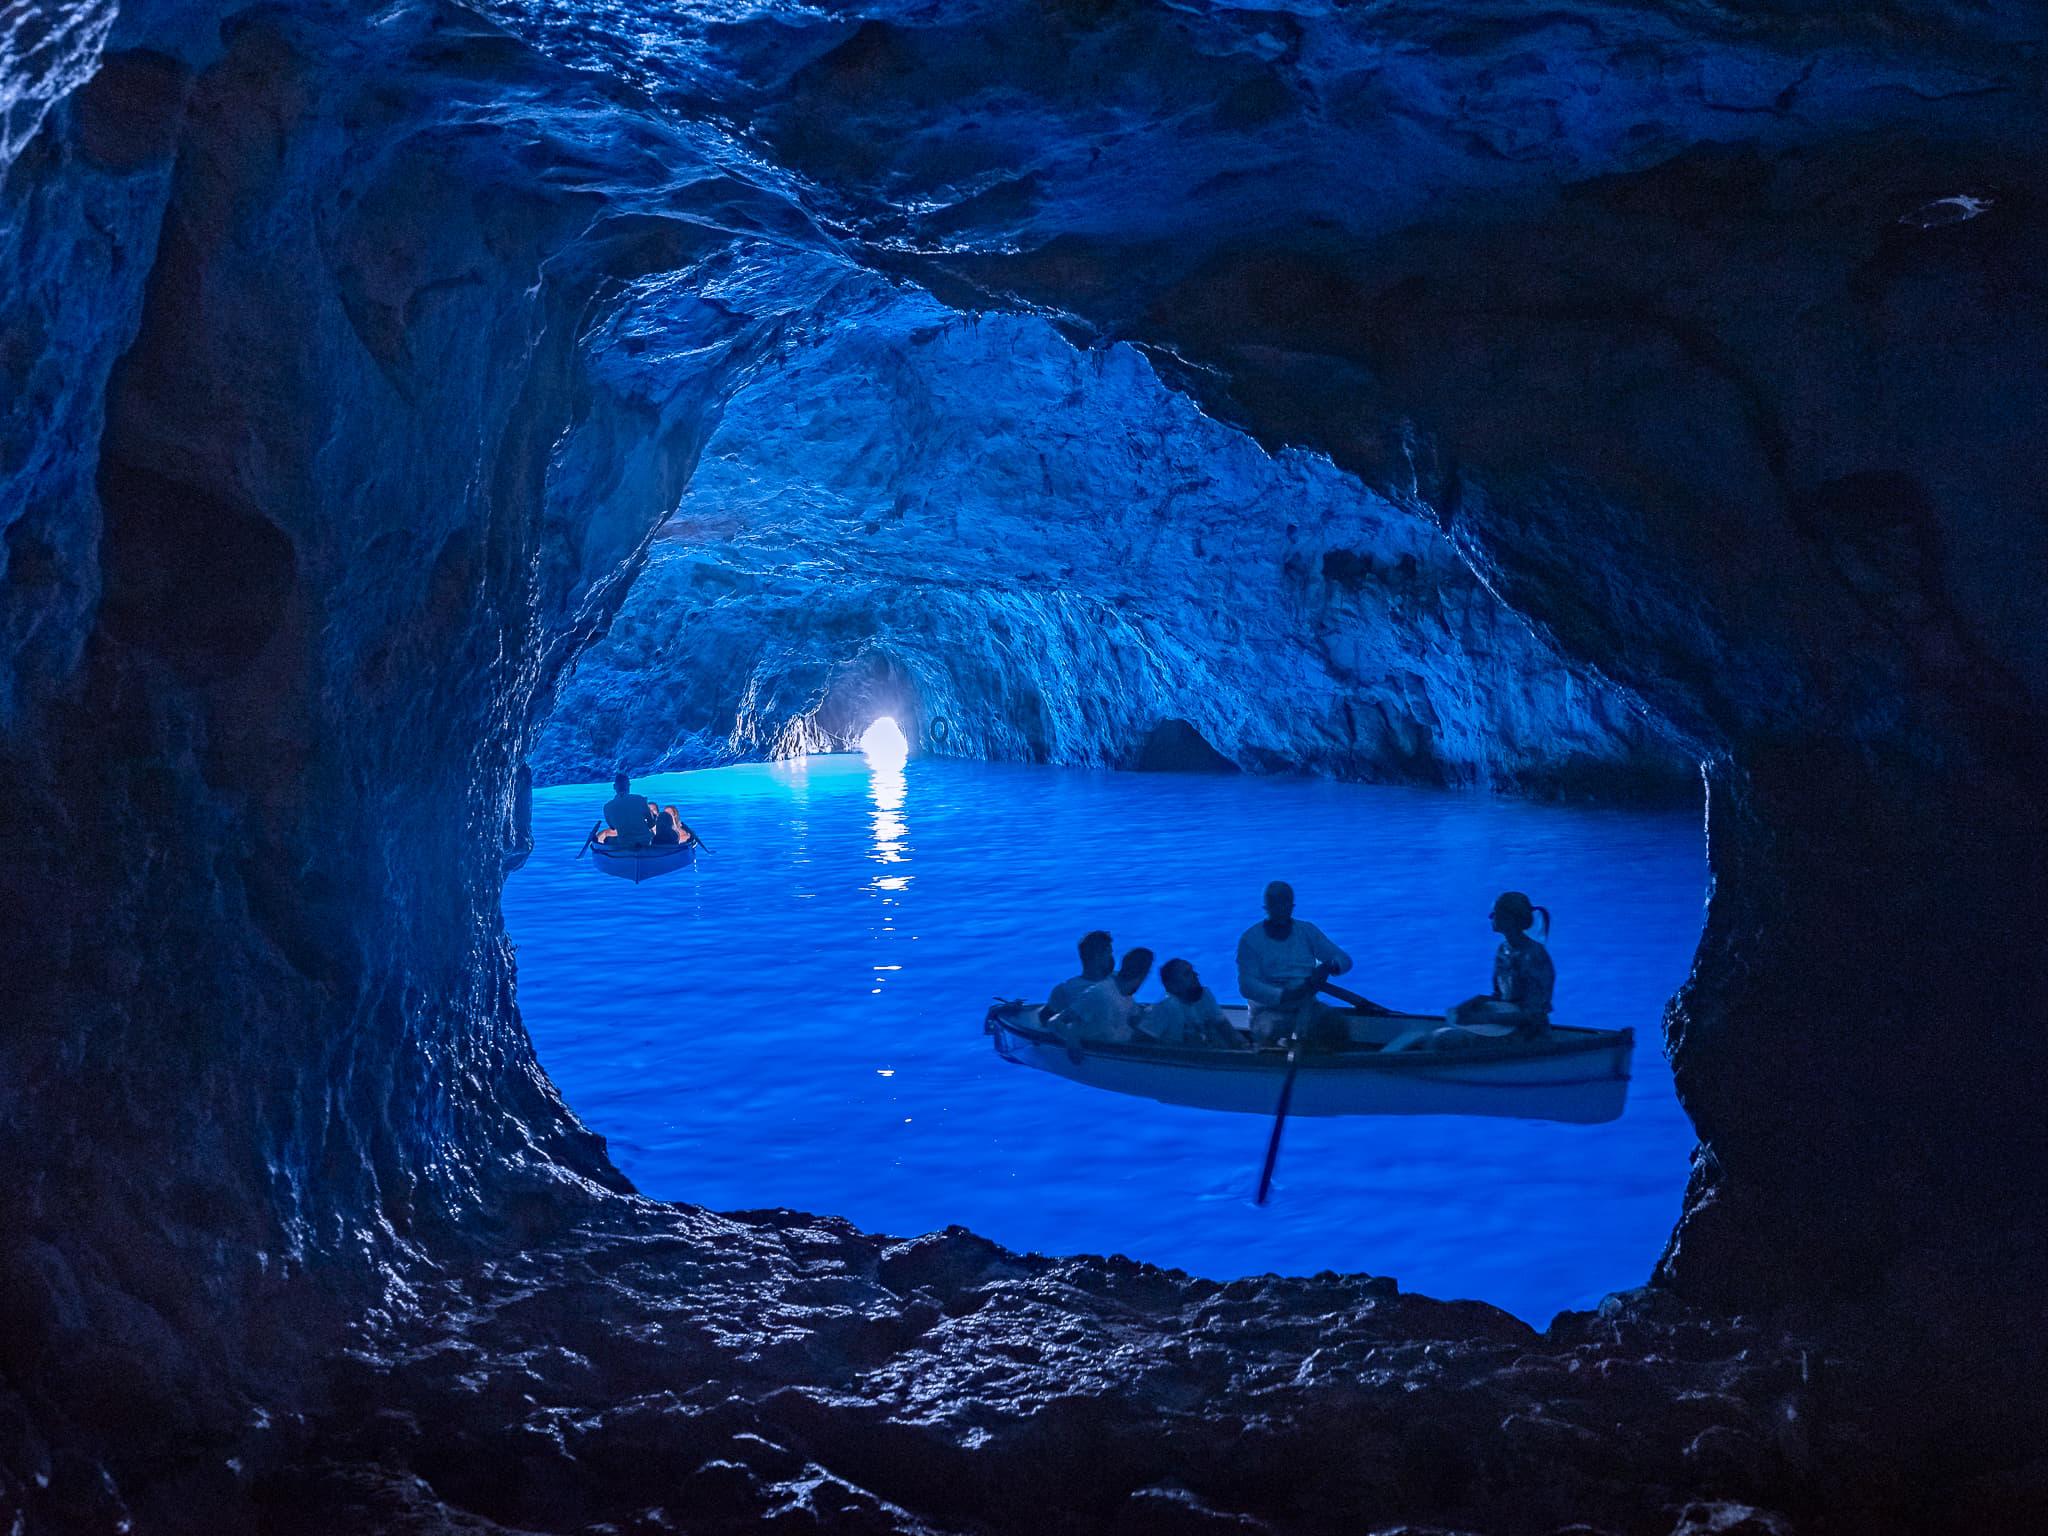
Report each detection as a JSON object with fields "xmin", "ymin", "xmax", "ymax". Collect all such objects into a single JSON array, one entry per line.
[{"xmin": 868, "ymin": 761, "xmax": 908, "ymax": 866}]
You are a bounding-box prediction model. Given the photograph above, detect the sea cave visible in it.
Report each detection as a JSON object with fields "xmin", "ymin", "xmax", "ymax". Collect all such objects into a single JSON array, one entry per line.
[{"xmin": 2, "ymin": 2, "xmax": 2045, "ymax": 1532}]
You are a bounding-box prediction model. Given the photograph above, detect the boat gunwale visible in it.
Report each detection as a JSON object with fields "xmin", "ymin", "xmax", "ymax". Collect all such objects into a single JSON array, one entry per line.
[{"xmin": 988, "ymin": 1005, "xmax": 1632, "ymax": 1076}]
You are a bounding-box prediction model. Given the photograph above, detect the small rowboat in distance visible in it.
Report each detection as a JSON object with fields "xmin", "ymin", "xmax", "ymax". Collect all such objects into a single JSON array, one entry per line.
[
  {"xmin": 984, "ymin": 1002, "xmax": 1633, "ymax": 1125},
  {"xmin": 589, "ymin": 838, "xmax": 698, "ymax": 884}
]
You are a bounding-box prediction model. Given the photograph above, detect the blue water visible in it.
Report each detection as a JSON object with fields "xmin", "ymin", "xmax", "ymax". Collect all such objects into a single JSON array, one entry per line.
[{"xmin": 506, "ymin": 756, "xmax": 1705, "ymax": 1326}]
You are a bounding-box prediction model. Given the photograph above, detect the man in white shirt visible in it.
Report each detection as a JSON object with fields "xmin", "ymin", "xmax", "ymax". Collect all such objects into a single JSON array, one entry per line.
[
  {"xmin": 1054, "ymin": 947, "xmax": 1154, "ymax": 1045},
  {"xmin": 1236, "ymin": 881, "xmax": 1354, "ymax": 1045},
  {"xmin": 1040, "ymin": 929, "xmax": 1115, "ymax": 1025}
]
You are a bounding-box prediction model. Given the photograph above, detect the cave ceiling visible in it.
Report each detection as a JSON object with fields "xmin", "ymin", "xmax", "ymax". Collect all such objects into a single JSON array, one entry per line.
[{"xmin": 379, "ymin": 0, "xmax": 2048, "ymax": 749}]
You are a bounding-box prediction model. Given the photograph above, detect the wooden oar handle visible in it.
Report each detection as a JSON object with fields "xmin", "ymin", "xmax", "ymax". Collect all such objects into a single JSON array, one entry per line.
[{"xmin": 1318, "ymin": 978, "xmax": 1399, "ymax": 1015}]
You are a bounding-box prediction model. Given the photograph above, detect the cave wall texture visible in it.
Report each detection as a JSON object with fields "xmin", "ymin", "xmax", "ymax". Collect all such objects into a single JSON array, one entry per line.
[
  {"xmin": 4, "ymin": 0, "xmax": 2048, "ymax": 1531},
  {"xmin": 534, "ymin": 279, "xmax": 1692, "ymax": 800}
]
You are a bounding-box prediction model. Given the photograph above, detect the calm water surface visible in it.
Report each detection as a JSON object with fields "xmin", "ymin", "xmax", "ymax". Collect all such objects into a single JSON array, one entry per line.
[{"xmin": 506, "ymin": 756, "xmax": 1705, "ymax": 1326}]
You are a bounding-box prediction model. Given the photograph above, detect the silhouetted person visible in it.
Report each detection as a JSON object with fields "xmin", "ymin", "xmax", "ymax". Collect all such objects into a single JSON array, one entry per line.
[
  {"xmin": 1054, "ymin": 947, "xmax": 1154, "ymax": 1045},
  {"xmin": 1042, "ymin": 929, "xmax": 1115, "ymax": 1025},
  {"xmin": 601, "ymin": 773, "xmax": 656, "ymax": 849},
  {"xmin": 652, "ymin": 805, "xmax": 701, "ymax": 848},
  {"xmin": 1143, "ymin": 958, "xmax": 1242, "ymax": 1049},
  {"xmin": 1437, "ymin": 891, "xmax": 1554, "ymax": 1048},
  {"xmin": 1236, "ymin": 881, "xmax": 1353, "ymax": 1046}
]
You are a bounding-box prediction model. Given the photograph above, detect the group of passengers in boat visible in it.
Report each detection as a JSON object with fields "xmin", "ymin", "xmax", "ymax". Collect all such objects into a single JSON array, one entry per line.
[
  {"xmin": 1039, "ymin": 880, "xmax": 1554, "ymax": 1053},
  {"xmin": 595, "ymin": 773, "xmax": 700, "ymax": 851},
  {"xmin": 1040, "ymin": 935, "xmax": 1240, "ymax": 1049}
]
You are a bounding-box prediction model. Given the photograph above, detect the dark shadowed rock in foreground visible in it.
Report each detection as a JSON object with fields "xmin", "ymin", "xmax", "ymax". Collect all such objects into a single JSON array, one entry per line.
[{"xmin": 196, "ymin": 1216, "xmax": 2048, "ymax": 1534}]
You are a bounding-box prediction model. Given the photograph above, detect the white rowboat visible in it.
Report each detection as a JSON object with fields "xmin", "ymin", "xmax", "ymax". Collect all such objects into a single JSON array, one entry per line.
[{"xmin": 985, "ymin": 1002, "xmax": 1632, "ymax": 1124}]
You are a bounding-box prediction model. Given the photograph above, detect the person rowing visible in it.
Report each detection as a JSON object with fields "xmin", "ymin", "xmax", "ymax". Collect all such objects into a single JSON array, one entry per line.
[
  {"xmin": 1236, "ymin": 881, "xmax": 1360, "ymax": 1048},
  {"xmin": 599, "ymin": 773, "xmax": 655, "ymax": 848}
]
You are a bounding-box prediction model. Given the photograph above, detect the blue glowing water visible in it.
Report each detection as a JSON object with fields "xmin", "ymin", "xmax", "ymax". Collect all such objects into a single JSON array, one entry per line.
[{"xmin": 507, "ymin": 756, "xmax": 1705, "ymax": 1326}]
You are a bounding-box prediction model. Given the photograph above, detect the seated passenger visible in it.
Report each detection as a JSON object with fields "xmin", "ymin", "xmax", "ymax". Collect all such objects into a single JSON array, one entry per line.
[
  {"xmin": 1142, "ymin": 959, "xmax": 1242, "ymax": 1049},
  {"xmin": 1434, "ymin": 891, "xmax": 1555, "ymax": 1049},
  {"xmin": 652, "ymin": 807, "xmax": 692, "ymax": 847},
  {"xmin": 1054, "ymin": 947, "xmax": 1154, "ymax": 1045},
  {"xmin": 1041, "ymin": 929, "xmax": 1114, "ymax": 1025},
  {"xmin": 601, "ymin": 773, "xmax": 656, "ymax": 849}
]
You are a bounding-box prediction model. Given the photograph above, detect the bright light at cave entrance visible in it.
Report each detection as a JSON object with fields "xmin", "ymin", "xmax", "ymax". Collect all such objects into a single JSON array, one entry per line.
[{"xmin": 861, "ymin": 716, "xmax": 909, "ymax": 766}]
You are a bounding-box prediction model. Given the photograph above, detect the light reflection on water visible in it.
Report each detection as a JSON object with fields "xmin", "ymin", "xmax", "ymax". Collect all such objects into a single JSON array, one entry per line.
[{"xmin": 506, "ymin": 755, "xmax": 1705, "ymax": 1326}]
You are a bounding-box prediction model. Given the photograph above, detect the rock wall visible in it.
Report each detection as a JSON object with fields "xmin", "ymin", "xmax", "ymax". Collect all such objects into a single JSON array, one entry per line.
[
  {"xmin": 0, "ymin": 0, "xmax": 845, "ymax": 1506},
  {"xmin": 535, "ymin": 286, "xmax": 1692, "ymax": 801}
]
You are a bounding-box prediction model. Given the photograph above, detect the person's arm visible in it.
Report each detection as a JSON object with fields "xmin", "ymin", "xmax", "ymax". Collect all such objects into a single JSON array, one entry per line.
[
  {"xmin": 1040, "ymin": 977, "xmax": 1077, "ymax": 1026},
  {"xmin": 1237, "ymin": 931, "xmax": 1284, "ymax": 1006},
  {"xmin": 1278, "ymin": 962, "xmax": 1331, "ymax": 1006},
  {"xmin": 1304, "ymin": 922, "xmax": 1352, "ymax": 977}
]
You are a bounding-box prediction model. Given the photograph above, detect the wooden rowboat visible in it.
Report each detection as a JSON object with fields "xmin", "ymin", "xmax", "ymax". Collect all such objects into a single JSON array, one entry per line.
[
  {"xmin": 984, "ymin": 1002, "xmax": 1632, "ymax": 1124},
  {"xmin": 588, "ymin": 838, "xmax": 698, "ymax": 883}
]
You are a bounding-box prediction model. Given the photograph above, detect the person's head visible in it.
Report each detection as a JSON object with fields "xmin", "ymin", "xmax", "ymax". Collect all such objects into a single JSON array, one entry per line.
[
  {"xmin": 1490, "ymin": 891, "xmax": 1549, "ymax": 938},
  {"xmin": 1115, "ymin": 947, "xmax": 1154, "ymax": 995},
  {"xmin": 660, "ymin": 807, "xmax": 680, "ymax": 832},
  {"xmin": 1263, "ymin": 881, "xmax": 1295, "ymax": 919},
  {"xmin": 1159, "ymin": 957, "xmax": 1201, "ymax": 1002},
  {"xmin": 1078, "ymin": 929, "xmax": 1114, "ymax": 978},
  {"xmin": 613, "ymin": 772, "xmax": 631, "ymax": 795}
]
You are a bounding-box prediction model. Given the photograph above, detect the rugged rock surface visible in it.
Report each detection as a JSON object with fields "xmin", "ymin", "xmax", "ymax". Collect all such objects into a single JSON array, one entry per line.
[
  {"xmin": 534, "ymin": 284, "xmax": 1690, "ymax": 801},
  {"xmin": 0, "ymin": 0, "xmax": 840, "ymax": 1513},
  {"xmin": 26, "ymin": 1211, "xmax": 2041, "ymax": 1535},
  {"xmin": 5, "ymin": 0, "xmax": 2048, "ymax": 1531}
]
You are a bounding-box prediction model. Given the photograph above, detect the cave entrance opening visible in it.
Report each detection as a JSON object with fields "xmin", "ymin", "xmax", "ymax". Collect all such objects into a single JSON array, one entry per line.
[
  {"xmin": 859, "ymin": 716, "xmax": 909, "ymax": 766},
  {"xmin": 505, "ymin": 752, "xmax": 1703, "ymax": 1326},
  {"xmin": 516, "ymin": 279, "xmax": 1712, "ymax": 1321}
]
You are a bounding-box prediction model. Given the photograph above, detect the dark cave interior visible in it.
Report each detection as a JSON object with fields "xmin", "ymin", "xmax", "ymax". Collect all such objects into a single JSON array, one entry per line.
[{"xmin": 2, "ymin": 2, "xmax": 2046, "ymax": 1532}]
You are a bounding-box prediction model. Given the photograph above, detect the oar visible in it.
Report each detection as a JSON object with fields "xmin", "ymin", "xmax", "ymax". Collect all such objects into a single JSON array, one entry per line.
[
  {"xmin": 1255, "ymin": 1035, "xmax": 1303, "ymax": 1206},
  {"xmin": 576, "ymin": 822, "xmax": 603, "ymax": 858},
  {"xmin": 1319, "ymin": 977, "xmax": 1399, "ymax": 1015}
]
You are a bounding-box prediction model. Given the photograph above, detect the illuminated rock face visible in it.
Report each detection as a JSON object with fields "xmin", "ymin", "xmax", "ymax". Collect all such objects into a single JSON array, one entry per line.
[
  {"xmin": 536, "ymin": 286, "xmax": 1688, "ymax": 800},
  {"xmin": 4, "ymin": 0, "xmax": 2048, "ymax": 1528}
]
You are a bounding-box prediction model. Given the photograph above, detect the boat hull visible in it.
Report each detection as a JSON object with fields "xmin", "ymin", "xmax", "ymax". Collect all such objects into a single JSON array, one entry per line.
[
  {"xmin": 988, "ymin": 1005, "xmax": 1632, "ymax": 1124},
  {"xmin": 590, "ymin": 842, "xmax": 697, "ymax": 883}
]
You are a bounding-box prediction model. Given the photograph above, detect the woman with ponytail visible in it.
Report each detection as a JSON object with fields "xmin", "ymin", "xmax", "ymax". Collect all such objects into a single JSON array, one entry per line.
[{"xmin": 1436, "ymin": 891, "xmax": 1555, "ymax": 1047}]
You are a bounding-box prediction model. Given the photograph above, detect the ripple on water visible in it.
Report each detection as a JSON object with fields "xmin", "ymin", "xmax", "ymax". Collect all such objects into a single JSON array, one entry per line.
[{"xmin": 506, "ymin": 755, "xmax": 1704, "ymax": 1326}]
